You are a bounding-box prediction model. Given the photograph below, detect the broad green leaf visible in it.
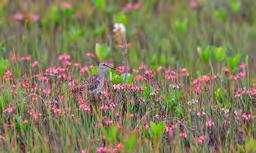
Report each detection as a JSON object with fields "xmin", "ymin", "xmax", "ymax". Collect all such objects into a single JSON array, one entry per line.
[
  {"xmin": 175, "ymin": 19, "xmax": 187, "ymax": 33},
  {"xmin": 94, "ymin": 0, "xmax": 106, "ymax": 11},
  {"xmin": 0, "ymin": 58, "xmax": 10, "ymax": 76},
  {"xmin": 214, "ymin": 47, "xmax": 226, "ymax": 62},
  {"xmin": 225, "ymin": 101, "xmax": 231, "ymax": 109},
  {"xmin": 114, "ymin": 12, "xmax": 128, "ymax": 25},
  {"xmin": 95, "ymin": 43, "xmax": 111, "ymax": 61},
  {"xmin": 230, "ymin": 1, "xmax": 241, "ymax": 13},
  {"xmin": 197, "ymin": 46, "xmax": 212, "ymax": 64}
]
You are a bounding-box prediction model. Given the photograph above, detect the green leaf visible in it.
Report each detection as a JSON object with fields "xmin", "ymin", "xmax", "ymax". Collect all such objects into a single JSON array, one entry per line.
[
  {"xmin": 143, "ymin": 84, "xmax": 151, "ymax": 98},
  {"xmin": 114, "ymin": 12, "xmax": 128, "ymax": 25},
  {"xmin": 225, "ymin": 101, "xmax": 231, "ymax": 109},
  {"xmin": 68, "ymin": 26, "xmax": 82, "ymax": 42},
  {"xmin": 95, "ymin": 23, "xmax": 107, "ymax": 35},
  {"xmin": 95, "ymin": 43, "xmax": 111, "ymax": 61},
  {"xmin": 94, "ymin": 0, "xmax": 106, "ymax": 11},
  {"xmin": 0, "ymin": 58, "xmax": 10, "ymax": 76},
  {"xmin": 0, "ymin": 95, "xmax": 6, "ymax": 109},
  {"xmin": 214, "ymin": 47, "xmax": 226, "ymax": 62},
  {"xmin": 197, "ymin": 46, "xmax": 212, "ymax": 64},
  {"xmin": 63, "ymin": 7, "xmax": 74, "ymax": 16},
  {"xmin": 226, "ymin": 53, "xmax": 241, "ymax": 70},
  {"xmin": 150, "ymin": 121, "xmax": 157, "ymax": 136},
  {"xmin": 232, "ymin": 53, "xmax": 241, "ymax": 68},
  {"xmin": 50, "ymin": 5, "xmax": 61, "ymax": 23},
  {"xmin": 160, "ymin": 54, "xmax": 167, "ymax": 65},
  {"xmin": 127, "ymin": 73, "xmax": 136, "ymax": 84},
  {"xmin": 101, "ymin": 125, "xmax": 118, "ymax": 144},
  {"xmin": 214, "ymin": 8, "xmax": 228, "ymax": 20},
  {"xmin": 123, "ymin": 134, "xmax": 136, "ymax": 151},
  {"xmin": 230, "ymin": 1, "xmax": 241, "ymax": 13},
  {"xmin": 175, "ymin": 107, "xmax": 183, "ymax": 117},
  {"xmin": 175, "ymin": 19, "xmax": 187, "ymax": 33}
]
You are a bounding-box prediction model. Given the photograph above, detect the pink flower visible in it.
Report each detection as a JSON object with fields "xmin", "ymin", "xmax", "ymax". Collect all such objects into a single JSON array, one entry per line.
[
  {"xmin": 27, "ymin": 13, "xmax": 40, "ymax": 21},
  {"xmin": 238, "ymin": 64, "xmax": 247, "ymax": 69},
  {"xmin": 80, "ymin": 66, "xmax": 88, "ymax": 73},
  {"xmin": 58, "ymin": 54, "xmax": 71, "ymax": 61},
  {"xmin": 166, "ymin": 124, "xmax": 174, "ymax": 133},
  {"xmin": 134, "ymin": 74, "xmax": 144, "ymax": 81},
  {"xmin": 96, "ymin": 147, "xmax": 109, "ymax": 153},
  {"xmin": 13, "ymin": 12, "xmax": 24, "ymax": 21},
  {"xmin": 20, "ymin": 55, "xmax": 31, "ymax": 61},
  {"xmin": 145, "ymin": 70, "xmax": 154, "ymax": 79},
  {"xmin": 32, "ymin": 61, "xmax": 40, "ymax": 67},
  {"xmin": 85, "ymin": 52, "xmax": 96, "ymax": 58},
  {"xmin": 239, "ymin": 72, "xmax": 246, "ymax": 77},
  {"xmin": 62, "ymin": 2, "xmax": 73, "ymax": 9},
  {"xmin": 100, "ymin": 105, "xmax": 109, "ymax": 111},
  {"xmin": 74, "ymin": 62, "xmax": 81, "ymax": 67},
  {"xmin": 206, "ymin": 120, "xmax": 215, "ymax": 127},
  {"xmin": 197, "ymin": 111, "xmax": 206, "ymax": 116},
  {"xmin": 189, "ymin": 0, "xmax": 199, "ymax": 9},
  {"xmin": 139, "ymin": 65, "xmax": 147, "ymax": 71},
  {"xmin": 242, "ymin": 113, "xmax": 251, "ymax": 121},
  {"xmin": 198, "ymin": 135, "xmax": 206, "ymax": 144},
  {"xmin": 179, "ymin": 132, "xmax": 187, "ymax": 138},
  {"xmin": 113, "ymin": 84, "xmax": 123, "ymax": 90},
  {"xmin": 53, "ymin": 108, "xmax": 61, "ymax": 114},
  {"xmin": 79, "ymin": 104, "xmax": 91, "ymax": 112},
  {"xmin": 115, "ymin": 66, "xmax": 126, "ymax": 72},
  {"xmin": 22, "ymin": 119, "xmax": 28, "ymax": 125},
  {"xmin": 4, "ymin": 106, "xmax": 16, "ymax": 113},
  {"xmin": 132, "ymin": 68, "xmax": 139, "ymax": 73},
  {"xmin": 157, "ymin": 66, "xmax": 163, "ymax": 73},
  {"xmin": 81, "ymin": 149, "xmax": 86, "ymax": 153}
]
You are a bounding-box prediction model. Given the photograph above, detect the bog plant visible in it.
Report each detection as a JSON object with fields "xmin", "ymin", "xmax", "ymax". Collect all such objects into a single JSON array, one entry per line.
[
  {"xmin": 95, "ymin": 43, "xmax": 111, "ymax": 61},
  {"xmin": 0, "ymin": 58, "xmax": 9, "ymax": 76}
]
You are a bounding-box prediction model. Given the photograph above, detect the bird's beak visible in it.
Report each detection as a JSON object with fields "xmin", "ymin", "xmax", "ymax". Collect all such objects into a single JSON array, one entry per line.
[{"xmin": 107, "ymin": 65, "xmax": 115, "ymax": 70}]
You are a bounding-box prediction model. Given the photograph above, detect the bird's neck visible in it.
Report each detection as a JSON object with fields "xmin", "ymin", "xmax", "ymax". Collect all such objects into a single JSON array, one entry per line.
[{"xmin": 98, "ymin": 70, "xmax": 107, "ymax": 79}]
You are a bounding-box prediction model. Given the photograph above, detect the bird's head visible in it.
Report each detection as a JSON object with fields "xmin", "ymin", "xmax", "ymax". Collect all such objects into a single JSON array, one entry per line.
[{"xmin": 98, "ymin": 63, "xmax": 114, "ymax": 73}]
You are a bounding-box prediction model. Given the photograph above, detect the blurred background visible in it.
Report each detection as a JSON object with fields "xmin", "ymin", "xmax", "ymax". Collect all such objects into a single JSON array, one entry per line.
[{"xmin": 0, "ymin": 0, "xmax": 255, "ymax": 74}]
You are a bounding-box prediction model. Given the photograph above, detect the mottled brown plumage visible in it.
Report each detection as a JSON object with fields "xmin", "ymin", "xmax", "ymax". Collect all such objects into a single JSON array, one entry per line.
[{"xmin": 71, "ymin": 63, "xmax": 112, "ymax": 97}]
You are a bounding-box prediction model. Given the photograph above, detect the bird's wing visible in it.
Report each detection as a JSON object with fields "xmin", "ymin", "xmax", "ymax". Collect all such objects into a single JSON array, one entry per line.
[{"xmin": 87, "ymin": 74, "xmax": 101, "ymax": 92}]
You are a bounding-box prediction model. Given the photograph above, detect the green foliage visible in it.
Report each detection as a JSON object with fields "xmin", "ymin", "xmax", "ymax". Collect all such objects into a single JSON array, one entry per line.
[
  {"xmin": 214, "ymin": 8, "xmax": 228, "ymax": 20},
  {"xmin": 15, "ymin": 115, "xmax": 30, "ymax": 131},
  {"xmin": 230, "ymin": 1, "xmax": 241, "ymax": 13},
  {"xmin": 114, "ymin": 12, "xmax": 128, "ymax": 25},
  {"xmin": 226, "ymin": 53, "xmax": 241, "ymax": 71},
  {"xmin": 95, "ymin": 43, "xmax": 111, "ymax": 61},
  {"xmin": 197, "ymin": 46, "xmax": 212, "ymax": 64},
  {"xmin": 122, "ymin": 133, "xmax": 136, "ymax": 152},
  {"xmin": 101, "ymin": 125, "xmax": 119, "ymax": 144},
  {"xmin": 175, "ymin": 19, "xmax": 187, "ymax": 33},
  {"xmin": 49, "ymin": 5, "xmax": 61, "ymax": 24},
  {"xmin": 63, "ymin": 6, "xmax": 74, "ymax": 16},
  {"xmin": 143, "ymin": 84, "xmax": 151, "ymax": 98},
  {"xmin": 0, "ymin": 58, "xmax": 10, "ymax": 76},
  {"xmin": 66, "ymin": 26, "xmax": 82, "ymax": 42},
  {"xmin": 94, "ymin": 0, "xmax": 106, "ymax": 11},
  {"xmin": 160, "ymin": 54, "xmax": 167, "ymax": 65},
  {"xmin": 87, "ymin": 66, "xmax": 99, "ymax": 76},
  {"xmin": 225, "ymin": 101, "xmax": 231, "ymax": 109},
  {"xmin": 111, "ymin": 72, "xmax": 122, "ymax": 84},
  {"xmin": 214, "ymin": 47, "xmax": 226, "ymax": 62},
  {"xmin": 149, "ymin": 121, "xmax": 166, "ymax": 142},
  {"xmin": 95, "ymin": 23, "xmax": 107, "ymax": 35},
  {"xmin": 0, "ymin": 43, "xmax": 6, "ymax": 57},
  {"xmin": 0, "ymin": 95, "xmax": 5, "ymax": 109},
  {"xmin": 215, "ymin": 88, "xmax": 227, "ymax": 100}
]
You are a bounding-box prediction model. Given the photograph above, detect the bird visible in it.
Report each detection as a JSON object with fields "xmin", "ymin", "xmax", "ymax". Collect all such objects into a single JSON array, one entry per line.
[{"xmin": 71, "ymin": 62, "xmax": 113, "ymax": 100}]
